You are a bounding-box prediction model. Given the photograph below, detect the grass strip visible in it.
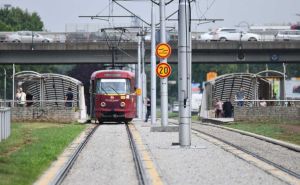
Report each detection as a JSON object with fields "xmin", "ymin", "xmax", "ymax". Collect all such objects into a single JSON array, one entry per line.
[
  {"xmin": 226, "ymin": 121, "xmax": 300, "ymax": 145},
  {"xmin": 0, "ymin": 122, "xmax": 86, "ymax": 185}
]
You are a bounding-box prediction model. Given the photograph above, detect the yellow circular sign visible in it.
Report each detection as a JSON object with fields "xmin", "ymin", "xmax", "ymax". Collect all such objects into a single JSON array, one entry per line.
[
  {"xmin": 136, "ymin": 88, "xmax": 142, "ymax": 96},
  {"xmin": 156, "ymin": 43, "xmax": 172, "ymax": 59},
  {"xmin": 156, "ymin": 63, "xmax": 172, "ymax": 78}
]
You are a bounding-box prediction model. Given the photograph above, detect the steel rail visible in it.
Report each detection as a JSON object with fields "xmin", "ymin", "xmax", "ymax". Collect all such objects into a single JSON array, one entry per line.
[
  {"xmin": 194, "ymin": 121, "xmax": 300, "ymax": 152},
  {"xmin": 169, "ymin": 119, "xmax": 300, "ymax": 179},
  {"xmin": 52, "ymin": 124, "xmax": 99, "ymax": 185},
  {"xmin": 191, "ymin": 127, "xmax": 300, "ymax": 179},
  {"xmin": 125, "ymin": 124, "xmax": 147, "ymax": 185}
]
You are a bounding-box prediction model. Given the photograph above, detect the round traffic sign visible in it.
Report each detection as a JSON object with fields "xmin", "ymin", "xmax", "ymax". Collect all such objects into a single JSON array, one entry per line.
[
  {"xmin": 156, "ymin": 63, "xmax": 172, "ymax": 78},
  {"xmin": 156, "ymin": 43, "xmax": 172, "ymax": 59}
]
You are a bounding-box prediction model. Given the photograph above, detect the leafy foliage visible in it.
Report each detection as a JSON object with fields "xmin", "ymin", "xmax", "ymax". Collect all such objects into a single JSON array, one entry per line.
[{"xmin": 0, "ymin": 7, "xmax": 43, "ymax": 31}]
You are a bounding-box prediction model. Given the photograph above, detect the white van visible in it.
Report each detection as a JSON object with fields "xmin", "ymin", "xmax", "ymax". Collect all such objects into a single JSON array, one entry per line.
[{"xmin": 275, "ymin": 30, "xmax": 300, "ymax": 41}]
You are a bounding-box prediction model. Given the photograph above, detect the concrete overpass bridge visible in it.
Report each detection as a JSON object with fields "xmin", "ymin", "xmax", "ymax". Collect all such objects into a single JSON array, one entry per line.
[{"xmin": 0, "ymin": 41, "xmax": 300, "ymax": 64}]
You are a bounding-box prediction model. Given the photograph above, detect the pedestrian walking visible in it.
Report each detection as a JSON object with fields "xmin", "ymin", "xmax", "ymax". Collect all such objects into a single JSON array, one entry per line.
[{"xmin": 145, "ymin": 97, "xmax": 151, "ymax": 122}]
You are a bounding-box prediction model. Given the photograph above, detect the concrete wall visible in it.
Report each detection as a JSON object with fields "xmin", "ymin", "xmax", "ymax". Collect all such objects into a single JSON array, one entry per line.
[
  {"xmin": 234, "ymin": 106, "xmax": 300, "ymax": 122},
  {"xmin": 12, "ymin": 107, "xmax": 80, "ymax": 123}
]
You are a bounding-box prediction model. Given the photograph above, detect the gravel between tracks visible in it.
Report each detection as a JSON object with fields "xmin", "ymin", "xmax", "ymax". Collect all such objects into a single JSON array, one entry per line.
[
  {"xmin": 133, "ymin": 121, "xmax": 288, "ymax": 185},
  {"xmin": 191, "ymin": 122, "xmax": 300, "ymax": 175},
  {"xmin": 61, "ymin": 124, "xmax": 139, "ymax": 185}
]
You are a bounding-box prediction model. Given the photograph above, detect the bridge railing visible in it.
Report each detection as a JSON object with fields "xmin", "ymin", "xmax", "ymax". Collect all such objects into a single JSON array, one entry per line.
[
  {"xmin": 0, "ymin": 108, "xmax": 11, "ymax": 142},
  {"xmin": 0, "ymin": 31, "xmax": 288, "ymax": 43}
]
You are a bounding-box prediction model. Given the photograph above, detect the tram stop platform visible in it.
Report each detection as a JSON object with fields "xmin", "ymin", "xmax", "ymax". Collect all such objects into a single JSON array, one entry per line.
[{"xmin": 130, "ymin": 119, "xmax": 293, "ymax": 185}]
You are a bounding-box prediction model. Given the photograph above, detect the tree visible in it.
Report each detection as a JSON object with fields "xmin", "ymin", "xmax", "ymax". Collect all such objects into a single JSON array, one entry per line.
[{"xmin": 0, "ymin": 7, "xmax": 44, "ymax": 31}]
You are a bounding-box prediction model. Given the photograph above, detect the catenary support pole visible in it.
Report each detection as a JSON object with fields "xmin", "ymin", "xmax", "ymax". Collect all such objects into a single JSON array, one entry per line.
[
  {"xmin": 178, "ymin": 0, "xmax": 191, "ymax": 146},
  {"xmin": 12, "ymin": 64, "xmax": 15, "ymax": 108},
  {"xmin": 1, "ymin": 68, "xmax": 6, "ymax": 102},
  {"xmin": 159, "ymin": 0, "xmax": 168, "ymax": 126},
  {"xmin": 151, "ymin": 3, "xmax": 157, "ymax": 125},
  {"xmin": 283, "ymin": 62, "xmax": 286, "ymax": 104},
  {"xmin": 137, "ymin": 34, "xmax": 142, "ymax": 119},
  {"xmin": 141, "ymin": 29, "xmax": 147, "ymax": 120}
]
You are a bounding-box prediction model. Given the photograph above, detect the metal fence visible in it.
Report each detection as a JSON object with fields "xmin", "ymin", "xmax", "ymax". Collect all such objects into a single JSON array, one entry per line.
[{"xmin": 0, "ymin": 108, "xmax": 11, "ymax": 142}]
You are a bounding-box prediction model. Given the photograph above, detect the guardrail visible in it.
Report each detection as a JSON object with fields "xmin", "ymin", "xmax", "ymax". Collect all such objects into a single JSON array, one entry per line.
[
  {"xmin": 0, "ymin": 108, "xmax": 11, "ymax": 142},
  {"xmin": 0, "ymin": 31, "xmax": 294, "ymax": 43}
]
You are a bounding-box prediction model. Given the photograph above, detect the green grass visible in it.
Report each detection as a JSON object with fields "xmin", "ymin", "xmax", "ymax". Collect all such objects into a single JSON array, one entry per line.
[
  {"xmin": 226, "ymin": 121, "xmax": 300, "ymax": 145},
  {"xmin": 0, "ymin": 122, "xmax": 86, "ymax": 185}
]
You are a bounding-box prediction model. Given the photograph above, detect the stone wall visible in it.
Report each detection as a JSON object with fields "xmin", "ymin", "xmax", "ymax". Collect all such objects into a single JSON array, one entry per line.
[
  {"xmin": 12, "ymin": 107, "xmax": 80, "ymax": 123},
  {"xmin": 234, "ymin": 106, "xmax": 300, "ymax": 122}
]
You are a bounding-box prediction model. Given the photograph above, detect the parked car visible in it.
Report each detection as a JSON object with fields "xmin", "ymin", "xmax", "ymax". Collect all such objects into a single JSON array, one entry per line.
[
  {"xmin": 200, "ymin": 28, "xmax": 261, "ymax": 42},
  {"xmin": 275, "ymin": 30, "xmax": 300, "ymax": 41},
  {"xmin": 5, "ymin": 31, "xmax": 53, "ymax": 43}
]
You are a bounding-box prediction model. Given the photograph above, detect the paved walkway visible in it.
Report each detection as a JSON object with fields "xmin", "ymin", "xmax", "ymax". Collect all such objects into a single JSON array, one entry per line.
[{"xmin": 132, "ymin": 119, "xmax": 289, "ymax": 185}]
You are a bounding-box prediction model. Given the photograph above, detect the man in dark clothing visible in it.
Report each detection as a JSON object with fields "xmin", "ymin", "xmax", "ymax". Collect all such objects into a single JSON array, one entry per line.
[
  {"xmin": 65, "ymin": 87, "xmax": 74, "ymax": 107},
  {"xmin": 145, "ymin": 98, "xmax": 151, "ymax": 122},
  {"xmin": 222, "ymin": 99, "xmax": 233, "ymax": 118}
]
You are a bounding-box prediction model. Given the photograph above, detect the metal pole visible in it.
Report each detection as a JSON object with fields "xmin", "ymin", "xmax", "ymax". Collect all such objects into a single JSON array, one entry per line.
[
  {"xmin": 137, "ymin": 33, "xmax": 142, "ymax": 119},
  {"xmin": 178, "ymin": 0, "xmax": 191, "ymax": 146},
  {"xmin": 141, "ymin": 30, "xmax": 146, "ymax": 120},
  {"xmin": 12, "ymin": 64, "xmax": 15, "ymax": 108},
  {"xmin": 159, "ymin": 0, "xmax": 168, "ymax": 126},
  {"xmin": 151, "ymin": 3, "xmax": 157, "ymax": 125},
  {"xmin": 3, "ymin": 68, "xmax": 6, "ymax": 102},
  {"xmin": 283, "ymin": 62, "xmax": 287, "ymax": 104}
]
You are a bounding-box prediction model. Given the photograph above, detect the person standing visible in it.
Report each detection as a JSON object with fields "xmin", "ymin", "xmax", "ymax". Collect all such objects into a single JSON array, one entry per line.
[
  {"xmin": 235, "ymin": 87, "xmax": 245, "ymax": 106},
  {"xmin": 222, "ymin": 99, "xmax": 233, "ymax": 118},
  {"xmin": 65, "ymin": 87, "xmax": 74, "ymax": 107},
  {"xmin": 18, "ymin": 88, "xmax": 26, "ymax": 107},
  {"xmin": 145, "ymin": 97, "xmax": 151, "ymax": 122},
  {"xmin": 16, "ymin": 88, "xmax": 21, "ymax": 106},
  {"xmin": 214, "ymin": 98, "xmax": 223, "ymax": 118}
]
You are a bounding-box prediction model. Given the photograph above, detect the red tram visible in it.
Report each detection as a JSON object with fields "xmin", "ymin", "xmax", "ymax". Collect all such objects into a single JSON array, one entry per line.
[{"xmin": 90, "ymin": 70, "xmax": 136, "ymax": 123}]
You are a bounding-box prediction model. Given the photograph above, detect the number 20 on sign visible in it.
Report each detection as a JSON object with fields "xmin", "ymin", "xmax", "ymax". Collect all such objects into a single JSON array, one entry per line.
[{"xmin": 156, "ymin": 63, "xmax": 172, "ymax": 78}]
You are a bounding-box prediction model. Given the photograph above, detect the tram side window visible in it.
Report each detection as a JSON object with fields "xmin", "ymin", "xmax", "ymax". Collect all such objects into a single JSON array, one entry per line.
[{"xmin": 96, "ymin": 78, "xmax": 131, "ymax": 94}]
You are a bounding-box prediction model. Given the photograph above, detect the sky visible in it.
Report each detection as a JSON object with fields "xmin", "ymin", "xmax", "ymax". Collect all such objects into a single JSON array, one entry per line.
[{"xmin": 0, "ymin": 0, "xmax": 299, "ymax": 32}]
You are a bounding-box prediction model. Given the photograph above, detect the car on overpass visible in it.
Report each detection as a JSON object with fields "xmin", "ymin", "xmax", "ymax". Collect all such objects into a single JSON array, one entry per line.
[
  {"xmin": 199, "ymin": 28, "xmax": 261, "ymax": 42},
  {"xmin": 275, "ymin": 30, "xmax": 300, "ymax": 41},
  {"xmin": 4, "ymin": 31, "xmax": 53, "ymax": 43}
]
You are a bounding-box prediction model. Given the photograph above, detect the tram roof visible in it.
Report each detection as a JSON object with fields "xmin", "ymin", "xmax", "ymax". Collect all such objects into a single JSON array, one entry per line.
[{"xmin": 91, "ymin": 70, "xmax": 135, "ymax": 80}]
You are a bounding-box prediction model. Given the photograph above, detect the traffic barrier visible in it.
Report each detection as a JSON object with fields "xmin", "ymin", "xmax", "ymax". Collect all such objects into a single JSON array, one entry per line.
[{"xmin": 0, "ymin": 108, "xmax": 11, "ymax": 142}]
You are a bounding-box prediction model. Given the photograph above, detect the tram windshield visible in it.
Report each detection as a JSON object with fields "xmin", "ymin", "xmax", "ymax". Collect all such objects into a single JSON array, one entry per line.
[{"xmin": 96, "ymin": 78, "xmax": 130, "ymax": 94}]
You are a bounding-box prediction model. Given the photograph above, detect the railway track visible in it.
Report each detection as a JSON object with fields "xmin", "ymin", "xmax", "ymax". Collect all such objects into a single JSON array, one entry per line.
[
  {"xmin": 169, "ymin": 119, "xmax": 300, "ymax": 184},
  {"xmin": 51, "ymin": 124, "xmax": 99, "ymax": 185},
  {"xmin": 51, "ymin": 123, "xmax": 147, "ymax": 185}
]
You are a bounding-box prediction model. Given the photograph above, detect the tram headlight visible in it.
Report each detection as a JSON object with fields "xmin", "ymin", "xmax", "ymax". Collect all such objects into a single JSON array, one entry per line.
[
  {"xmin": 120, "ymin": 102, "xmax": 126, "ymax": 108},
  {"xmin": 100, "ymin": 102, "xmax": 106, "ymax": 107}
]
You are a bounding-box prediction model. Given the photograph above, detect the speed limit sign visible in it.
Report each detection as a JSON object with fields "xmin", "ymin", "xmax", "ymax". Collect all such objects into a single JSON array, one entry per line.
[{"xmin": 156, "ymin": 63, "xmax": 172, "ymax": 78}]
